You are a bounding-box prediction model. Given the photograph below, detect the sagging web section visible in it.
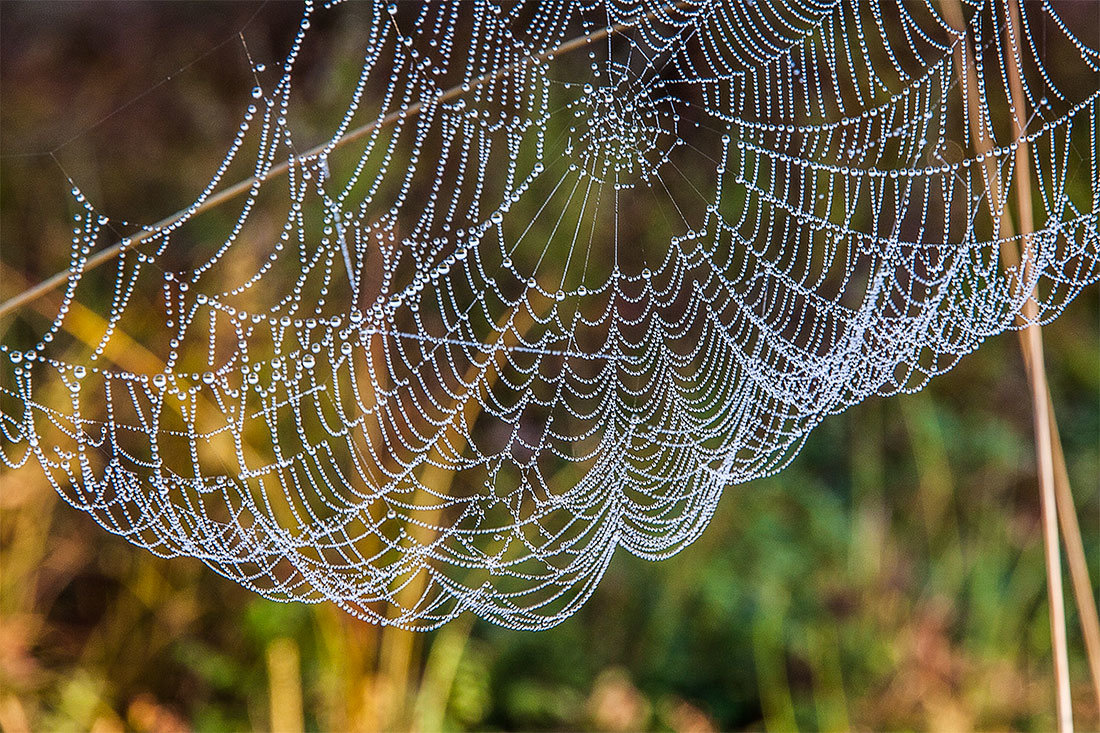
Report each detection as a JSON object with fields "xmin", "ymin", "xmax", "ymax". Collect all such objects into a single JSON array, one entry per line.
[{"xmin": 0, "ymin": 0, "xmax": 1097, "ymax": 629}]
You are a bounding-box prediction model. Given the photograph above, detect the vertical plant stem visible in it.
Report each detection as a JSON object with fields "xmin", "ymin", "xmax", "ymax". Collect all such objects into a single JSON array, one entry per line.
[
  {"xmin": 1016, "ymin": 313, "xmax": 1100, "ymax": 713},
  {"xmin": 753, "ymin": 589, "xmax": 797, "ymax": 732},
  {"xmin": 378, "ymin": 626, "xmax": 418, "ymax": 729},
  {"xmin": 1024, "ymin": 322, "xmax": 1073, "ymax": 731},
  {"xmin": 267, "ymin": 637, "xmax": 306, "ymax": 733},
  {"xmin": 413, "ymin": 613, "xmax": 475, "ymax": 732},
  {"xmin": 1048, "ymin": 399, "xmax": 1100, "ymax": 707},
  {"xmin": 805, "ymin": 624, "xmax": 850, "ymax": 733},
  {"xmin": 1002, "ymin": 1, "xmax": 1072, "ymax": 726},
  {"xmin": 939, "ymin": 0, "xmax": 1083, "ymax": 725}
]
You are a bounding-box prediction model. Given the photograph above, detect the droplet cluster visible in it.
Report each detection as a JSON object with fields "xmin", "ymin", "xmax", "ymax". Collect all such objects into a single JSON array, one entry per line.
[{"xmin": 1, "ymin": 0, "xmax": 1097, "ymax": 630}]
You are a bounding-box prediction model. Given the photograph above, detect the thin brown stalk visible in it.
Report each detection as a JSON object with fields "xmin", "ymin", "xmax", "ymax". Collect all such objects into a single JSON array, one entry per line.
[
  {"xmin": 941, "ymin": 0, "xmax": 1084, "ymax": 726},
  {"xmin": 1048, "ymin": 393, "xmax": 1100, "ymax": 707},
  {"xmin": 1003, "ymin": 0, "xmax": 1072, "ymax": 727},
  {"xmin": 1024, "ymin": 320, "xmax": 1073, "ymax": 732},
  {"xmin": 1015, "ymin": 297, "xmax": 1100, "ymax": 711}
]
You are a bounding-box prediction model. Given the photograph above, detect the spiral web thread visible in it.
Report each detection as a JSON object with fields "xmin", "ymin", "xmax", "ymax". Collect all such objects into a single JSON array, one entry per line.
[{"xmin": 1, "ymin": 0, "xmax": 1097, "ymax": 629}]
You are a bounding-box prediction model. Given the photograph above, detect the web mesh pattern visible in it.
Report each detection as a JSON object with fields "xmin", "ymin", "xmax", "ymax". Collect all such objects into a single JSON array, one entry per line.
[{"xmin": 1, "ymin": 0, "xmax": 1097, "ymax": 629}]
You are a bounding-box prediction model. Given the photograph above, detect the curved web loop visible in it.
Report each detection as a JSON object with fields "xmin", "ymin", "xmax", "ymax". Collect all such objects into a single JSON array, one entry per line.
[{"xmin": 1, "ymin": 0, "xmax": 1097, "ymax": 629}]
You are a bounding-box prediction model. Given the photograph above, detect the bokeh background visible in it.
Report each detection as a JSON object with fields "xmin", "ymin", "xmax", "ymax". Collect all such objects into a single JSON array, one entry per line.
[{"xmin": 1, "ymin": 2, "xmax": 1097, "ymax": 731}]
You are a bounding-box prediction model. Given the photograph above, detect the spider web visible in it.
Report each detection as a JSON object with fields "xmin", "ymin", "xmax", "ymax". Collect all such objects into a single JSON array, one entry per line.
[{"xmin": 1, "ymin": 0, "xmax": 1097, "ymax": 629}]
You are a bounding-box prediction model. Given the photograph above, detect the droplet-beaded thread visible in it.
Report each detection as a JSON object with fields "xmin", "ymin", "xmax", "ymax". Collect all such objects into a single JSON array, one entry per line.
[{"xmin": 1, "ymin": 1, "xmax": 1097, "ymax": 629}]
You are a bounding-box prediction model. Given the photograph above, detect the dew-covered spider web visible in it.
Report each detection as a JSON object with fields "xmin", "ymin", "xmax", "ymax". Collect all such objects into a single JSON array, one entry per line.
[{"xmin": 1, "ymin": 0, "xmax": 1097, "ymax": 629}]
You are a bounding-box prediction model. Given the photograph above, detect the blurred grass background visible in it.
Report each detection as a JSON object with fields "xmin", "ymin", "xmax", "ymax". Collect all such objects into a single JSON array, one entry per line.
[{"xmin": 1, "ymin": 3, "xmax": 1098, "ymax": 731}]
